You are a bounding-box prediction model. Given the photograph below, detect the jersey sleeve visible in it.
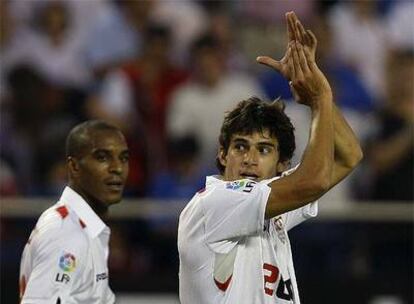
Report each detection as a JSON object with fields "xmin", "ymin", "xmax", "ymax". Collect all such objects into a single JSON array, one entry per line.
[
  {"xmin": 202, "ymin": 179, "xmax": 270, "ymax": 250},
  {"xmin": 270, "ymin": 165, "xmax": 318, "ymax": 231},
  {"xmin": 282, "ymin": 202, "xmax": 318, "ymax": 231},
  {"xmin": 20, "ymin": 225, "xmax": 88, "ymax": 304}
]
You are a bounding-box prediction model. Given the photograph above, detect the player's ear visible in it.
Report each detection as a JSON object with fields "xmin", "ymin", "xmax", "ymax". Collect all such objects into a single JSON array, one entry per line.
[
  {"xmin": 67, "ymin": 156, "xmax": 80, "ymax": 177},
  {"xmin": 276, "ymin": 160, "xmax": 290, "ymax": 175},
  {"xmin": 218, "ymin": 146, "xmax": 227, "ymax": 168}
]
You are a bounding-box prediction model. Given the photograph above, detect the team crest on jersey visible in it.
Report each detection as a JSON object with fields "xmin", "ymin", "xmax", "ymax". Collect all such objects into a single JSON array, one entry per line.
[
  {"xmin": 59, "ymin": 252, "xmax": 76, "ymax": 272},
  {"xmin": 225, "ymin": 180, "xmax": 256, "ymax": 193}
]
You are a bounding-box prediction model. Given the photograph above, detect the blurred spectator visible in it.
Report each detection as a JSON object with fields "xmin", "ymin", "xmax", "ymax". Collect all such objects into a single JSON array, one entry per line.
[
  {"xmin": 236, "ymin": 0, "xmax": 315, "ymax": 24},
  {"xmin": 87, "ymin": 24, "xmax": 189, "ymax": 195},
  {"xmin": 0, "ymin": 159, "xmax": 18, "ymax": 196},
  {"xmin": 386, "ymin": 0, "xmax": 414, "ymax": 51},
  {"xmin": 205, "ymin": 4, "xmax": 250, "ymax": 72},
  {"xmin": 147, "ymin": 136, "xmax": 205, "ymax": 200},
  {"xmin": 1, "ymin": 65, "xmax": 82, "ymax": 195},
  {"xmin": 167, "ymin": 33, "xmax": 263, "ymax": 171},
  {"xmin": 150, "ymin": 0, "xmax": 208, "ymax": 65},
  {"xmin": 85, "ymin": 0, "xmax": 153, "ymax": 78},
  {"xmin": 360, "ymin": 49, "xmax": 414, "ymax": 201},
  {"xmin": 86, "ymin": 0, "xmax": 208, "ymax": 76},
  {"xmin": 328, "ymin": 1, "xmax": 388, "ymax": 102},
  {"xmin": 109, "ymin": 224, "xmax": 152, "ymax": 281},
  {"xmin": 0, "ymin": 0, "xmax": 33, "ymax": 99},
  {"xmin": 17, "ymin": 1, "xmax": 92, "ymax": 89}
]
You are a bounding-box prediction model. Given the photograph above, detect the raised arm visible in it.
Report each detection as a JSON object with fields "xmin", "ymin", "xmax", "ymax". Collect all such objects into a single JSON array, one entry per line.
[
  {"xmin": 292, "ymin": 13, "xmax": 363, "ymax": 187},
  {"xmin": 262, "ymin": 12, "xmax": 363, "ymax": 190},
  {"xmin": 258, "ymin": 30, "xmax": 335, "ymax": 218},
  {"xmin": 329, "ymin": 104, "xmax": 364, "ymax": 186}
]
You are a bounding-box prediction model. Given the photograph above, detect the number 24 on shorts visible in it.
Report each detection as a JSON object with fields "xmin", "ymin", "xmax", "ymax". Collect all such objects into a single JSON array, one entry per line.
[{"xmin": 263, "ymin": 263, "xmax": 293, "ymax": 300}]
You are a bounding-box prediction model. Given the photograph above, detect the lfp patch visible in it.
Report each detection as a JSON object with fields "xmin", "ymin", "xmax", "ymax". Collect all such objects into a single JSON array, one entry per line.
[
  {"xmin": 59, "ymin": 253, "xmax": 76, "ymax": 272},
  {"xmin": 225, "ymin": 180, "xmax": 256, "ymax": 193},
  {"xmin": 226, "ymin": 180, "xmax": 247, "ymax": 190}
]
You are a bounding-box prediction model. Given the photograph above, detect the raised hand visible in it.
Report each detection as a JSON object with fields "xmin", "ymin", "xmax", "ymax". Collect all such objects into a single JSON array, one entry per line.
[
  {"xmin": 257, "ymin": 11, "xmax": 331, "ymax": 106},
  {"xmin": 288, "ymin": 41, "xmax": 332, "ymax": 107},
  {"xmin": 290, "ymin": 13, "xmax": 317, "ymax": 61},
  {"xmin": 256, "ymin": 11, "xmax": 297, "ymax": 79}
]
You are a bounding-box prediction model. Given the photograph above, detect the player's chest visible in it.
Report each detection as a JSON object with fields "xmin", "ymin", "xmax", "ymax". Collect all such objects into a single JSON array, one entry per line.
[
  {"xmin": 260, "ymin": 218, "xmax": 295, "ymax": 303},
  {"xmin": 89, "ymin": 238, "xmax": 110, "ymax": 284},
  {"xmin": 77, "ymin": 239, "xmax": 111, "ymax": 294}
]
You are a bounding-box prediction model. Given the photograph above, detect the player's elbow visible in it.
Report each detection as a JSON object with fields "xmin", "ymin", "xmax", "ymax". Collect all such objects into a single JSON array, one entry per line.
[
  {"xmin": 347, "ymin": 146, "xmax": 364, "ymax": 169},
  {"xmin": 354, "ymin": 147, "xmax": 364, "ymax": 166}
]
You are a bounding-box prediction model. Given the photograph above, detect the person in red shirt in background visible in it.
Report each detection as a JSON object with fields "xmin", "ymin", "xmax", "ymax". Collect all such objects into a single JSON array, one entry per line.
[{"xmin": 87, "ymin": 24, "xmax": 189, "ymax": 195}]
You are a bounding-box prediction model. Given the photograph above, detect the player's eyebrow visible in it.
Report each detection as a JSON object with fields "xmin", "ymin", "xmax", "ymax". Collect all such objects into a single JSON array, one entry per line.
[
  {"xmin": 232, "ymin": 138, "xmax": 249, "ymax": 144},
  {"xmin": 257, "ymin": 142, "xmax": 276, "ymax": 148},
  {"xmin": 233, "ymin": 137, "xmax": 276, "ymax": 148},
  {"xmin": 92, "ymin": 148, "xmax": 111, "ymax": 154}
]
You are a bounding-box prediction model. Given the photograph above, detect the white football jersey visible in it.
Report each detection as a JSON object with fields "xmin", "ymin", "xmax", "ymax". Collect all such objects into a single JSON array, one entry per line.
[
  {"xmin": 19, "ymin": 187, "xmax": 115, "ymax": 304},
  {"xmin": 178, "ymin": 171, "xmax": 318, "ymax": 304}
]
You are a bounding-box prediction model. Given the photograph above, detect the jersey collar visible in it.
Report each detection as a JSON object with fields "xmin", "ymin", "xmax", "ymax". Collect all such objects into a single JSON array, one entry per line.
[
  {"xmin": 60, "ymin": 186, "xmax": 107, "ymax": 239},
  {"xmin": 205, "ymin": 175, "xmax": 279, "ymax": 186}
]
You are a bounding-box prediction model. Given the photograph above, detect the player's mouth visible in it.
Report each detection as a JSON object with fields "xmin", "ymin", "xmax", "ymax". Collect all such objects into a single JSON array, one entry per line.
[
  {"xmin": 240, "ymin": 173, "xmax": 259, "ymax": 181},
  {"xmin": 104, "ymin": 179, "xmax": 124, "ymax": 192}
]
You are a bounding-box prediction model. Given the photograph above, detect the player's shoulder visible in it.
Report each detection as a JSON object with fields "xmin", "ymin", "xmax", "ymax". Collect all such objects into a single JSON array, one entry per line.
[
  {"xmin": 32, "ymin": 203, "xmax": 89, "ymax": 248},
  {"xmin": 199, "ymin": 177, "xmax": 264, "ymax": 204}
]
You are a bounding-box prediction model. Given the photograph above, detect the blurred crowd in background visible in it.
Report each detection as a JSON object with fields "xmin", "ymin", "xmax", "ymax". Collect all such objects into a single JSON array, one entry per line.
[
  {"xmin": 0, "ymin": 1, "xmax": 413, "ymax": 303},
  {"xmin": 1, "ymin": 0, "xmax": 412, "ymax": 202}
]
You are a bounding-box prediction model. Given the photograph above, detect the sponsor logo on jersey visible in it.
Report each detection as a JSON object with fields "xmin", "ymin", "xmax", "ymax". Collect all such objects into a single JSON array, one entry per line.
[
  {"xmin": 226, "ymin": 180, "xmax": 256, "ymax": 192},
  {"xmin": 59, "ymin": 253, "xmax": 76, "ymax": 272},
  {"xmin": 96, "ymin": 272, "xmax": 108, "ymax": 282}
]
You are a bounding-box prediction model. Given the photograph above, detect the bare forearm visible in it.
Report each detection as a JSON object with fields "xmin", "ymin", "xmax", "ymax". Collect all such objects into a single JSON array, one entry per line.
[
  {"xmin": 325, "ymin": 104, "xmax": 364, "ymax": 187},
  {"xmin": 298, "ymin": 95, "xmax": 335, "ymax": 189},
  {"xmin": 266, "ymin": 95, "xmax": 335, "ymax": 217}
]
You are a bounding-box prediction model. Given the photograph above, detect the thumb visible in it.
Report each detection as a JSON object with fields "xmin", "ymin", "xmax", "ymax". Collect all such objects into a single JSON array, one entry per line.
[{"xmin": 256, "ymin": 56, "xmax": 283, "ymax": 72}]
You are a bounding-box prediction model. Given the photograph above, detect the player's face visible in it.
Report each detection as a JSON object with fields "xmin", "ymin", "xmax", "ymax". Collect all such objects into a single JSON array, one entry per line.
[
  {"xmin": 73, "ymin": 130, "xmax": 129, "ymax": 209},
  {"xmin": 219, "ymin": 130, "xmax": 286, "ymax": 182}
]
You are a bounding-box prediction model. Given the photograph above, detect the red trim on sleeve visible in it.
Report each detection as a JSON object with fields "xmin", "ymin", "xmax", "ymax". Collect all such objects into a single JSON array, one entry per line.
[
  {"xmin": 19, "ymin": 275, "xmax": 27, "ymax": 301},
  {"xmin": 214, "ymin": 275, "xmax": 233, "ymax": 292},
  {"xmin": 79, "ymin": 219, "xmax": 86, "ymax": 229},
  {"xmin": 56, "ymin": 206, "xmax": 69, "ymax": 219}
]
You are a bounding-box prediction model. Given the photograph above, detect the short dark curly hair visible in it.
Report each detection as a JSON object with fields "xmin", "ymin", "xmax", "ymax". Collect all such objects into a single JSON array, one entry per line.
[{"xmin": 216, "ymin": 97, "xmax": 295, "ymax": 174}]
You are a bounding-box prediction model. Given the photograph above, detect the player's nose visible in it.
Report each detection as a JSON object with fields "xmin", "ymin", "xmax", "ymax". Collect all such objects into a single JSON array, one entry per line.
[{"xmin": 242, "ymin": 149, "xmax": 259, "ymax": 166}]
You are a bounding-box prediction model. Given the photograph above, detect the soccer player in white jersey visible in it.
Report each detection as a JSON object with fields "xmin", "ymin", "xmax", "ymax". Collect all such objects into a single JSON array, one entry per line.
[
  {"xmin": 178, "ymin": 12, "xmax": 363, "ymax": 304},
  {"xmin": 19, "ymin": 120, "xmax": 129, "ymax": 304}
]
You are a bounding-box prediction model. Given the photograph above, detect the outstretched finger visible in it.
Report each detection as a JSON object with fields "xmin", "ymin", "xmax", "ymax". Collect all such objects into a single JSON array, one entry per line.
[
  {"xmin": 287, "ymin": 47, "xmax": 296, "ymax": 81},
  {"xmin": 286, "ymin": 12, "xmax": 297, "ymax": 41},
  {"xmin": 292, "ymin": 42, "xmax": 305, "ymax": 80},
  {"xmin": 257, "ymin": 56, "xmax": 283, "ymax": 72},
  {"xmin": 303, "ymin": 45, "xmax": 318, "ymax": 72},
  {"xmin": 296, "ymin": 20, "xmax": 308, "ymax": 45},
  {"xmin": 306, "ymin": 30, "xmax": 317, "ymax": 48},
  {"xmin": 297, "ymin": 42, "xmax": 311, "ymax": 75}
]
